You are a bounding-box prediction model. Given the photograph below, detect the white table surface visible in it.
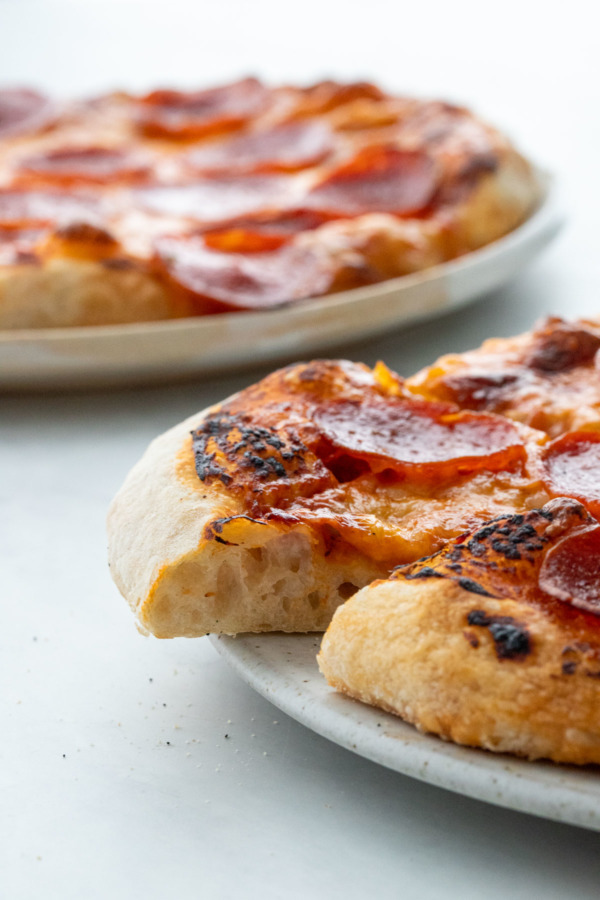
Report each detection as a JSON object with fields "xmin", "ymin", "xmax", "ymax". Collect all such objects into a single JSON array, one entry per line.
[{"xmin": 3, "ymin": 1, "xmax": 600, "ymax": 897}]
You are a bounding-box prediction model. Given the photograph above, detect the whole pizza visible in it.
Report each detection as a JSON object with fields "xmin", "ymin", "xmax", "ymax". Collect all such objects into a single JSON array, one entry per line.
[
  {"xmin": 108, "ymin": 315, "xmax": 600, "ymax": 766},
  {"xmin": 0, "ymin": 79, "xmax": 539, "ymax": 328}
]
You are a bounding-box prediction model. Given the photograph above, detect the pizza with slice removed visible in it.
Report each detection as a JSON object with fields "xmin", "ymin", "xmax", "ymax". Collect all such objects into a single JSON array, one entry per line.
[
  {"xmin": 107, "ymin": 314, "xmax": 600, "ymax": 763},
  {"xmin": 0, "ymin": 79, "xmax": 538, "ymax": 328}
]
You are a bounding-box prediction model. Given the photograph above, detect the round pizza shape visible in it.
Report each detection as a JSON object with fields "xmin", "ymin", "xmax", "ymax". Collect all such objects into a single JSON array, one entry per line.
[{"xmin": 0, "ymin": 79, "xmax": 540, "ymax": 328}]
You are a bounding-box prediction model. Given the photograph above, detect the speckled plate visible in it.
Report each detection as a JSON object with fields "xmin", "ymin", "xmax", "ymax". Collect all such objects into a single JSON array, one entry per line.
[
  {"xmin": 0, "ymin": 172, "xmax": 561, "ymax": 390},
  {"xmin": 210, "ymin": 632, "xmax": 600, "ymax": 830}
]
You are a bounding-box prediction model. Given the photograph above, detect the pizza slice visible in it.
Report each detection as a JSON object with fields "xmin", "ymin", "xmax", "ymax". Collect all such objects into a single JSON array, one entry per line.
[
  {"xmin": 107, "ymin": 355, "xmax": 553, "ymax": 638},
  {"xmin": 108, "ymin": 315, "xmax": 600, "ymax": 763},
  {"xmin": 317, "ymin": 497, "xmax": 600, "ymax": 764}
]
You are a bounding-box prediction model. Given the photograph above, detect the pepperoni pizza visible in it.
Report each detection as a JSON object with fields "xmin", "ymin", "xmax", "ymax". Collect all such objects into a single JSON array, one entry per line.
[
  {"xmin": 0, "ymin": 79, "xmax": 538, "ymax": 328},
  {"xmin": 108, "ymin": 315, "xmax": 600, "ymax": 764}
]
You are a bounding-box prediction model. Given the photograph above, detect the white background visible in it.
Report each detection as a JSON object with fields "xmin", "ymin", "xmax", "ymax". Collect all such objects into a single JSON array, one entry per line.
[{"xmin": 3, "ymin": 1, "xmax": 600, "ymax": 897}]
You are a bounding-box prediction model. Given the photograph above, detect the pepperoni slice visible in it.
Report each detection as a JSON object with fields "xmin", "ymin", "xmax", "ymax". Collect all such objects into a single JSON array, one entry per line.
[
  {"xmin": 16, "ymin": 146, "xmax": 151, "ymax": 185},
  {"xmin": 291, "ymin": 80, "xmax": 386, "ymax": 117},
  {"xmin": 133, "ymin": 174, "xmax": 293, "ymax": 224},
  {"xmin": 202, "ymin": 229, "xmax": 288, "ymax": 253},
  {"xmin": 540, "ymin": 432, "xmax": 600, "ymax": 518},
  {"xmin": 431, "ymin": 369, "xmax": 522, "ymax": 410},
  {"xmin": 539, "ymin": 523, "xmax": 600, "ymax": 615},
  {"xmin": 186, "ymin": 120, "xmax": 335, "ymax": 174},
  {"xmin": 0, "ymin": 88, "xmax": 55, "ymax": 139},
  {"xmin": 306, "ymin": 146, "xmax": 437, "ymax": 217},
  {"xmin": 136, "ymin": 77, "xmax": 270, "ymax": 138},
  {"xmin": 524, "ymin": 320, "xmax": 600, "ymax": 372},
  {"xmin": 0, "ymin": 189, "xmax": 100, "ymax": 227},
  {"xmin": 154, "ymin": 234, "xmax": 335, "ymax": 311},
  {"xmin": 311, "ymin": 396, "xmax": 526, "ymax": 479},
  {"xmin": 200, "ymin": 209, "xmax": 331, "ymax": 248}
]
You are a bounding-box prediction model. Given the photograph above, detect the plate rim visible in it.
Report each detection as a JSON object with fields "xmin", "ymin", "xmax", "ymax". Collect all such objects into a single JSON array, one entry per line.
[{"xmin": 210, "ymin": 631, "xmax": 600, "ymax": 831}]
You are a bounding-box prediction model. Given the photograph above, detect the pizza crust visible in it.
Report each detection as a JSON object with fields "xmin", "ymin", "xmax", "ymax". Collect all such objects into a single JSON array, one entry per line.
[
  {"xmin": 318, "ymin": 577, "xmax": 600, "ymax": 764},
  {"xmin": 443, "ymin": 148, "xmax": 538, "ymax": 254},
  {"xmin": 0, "ymin": 257, "xmax": 191, "ymax": 328},
  {"xmin": 107, "ymin": 405, "xmax": 383, "ymax": 637}
]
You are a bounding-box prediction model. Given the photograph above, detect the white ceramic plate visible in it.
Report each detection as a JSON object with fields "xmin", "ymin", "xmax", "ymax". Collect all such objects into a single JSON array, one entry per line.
[
  {"xmin": 211, "ymin": 632, "xmax": 600, "ymax": 831},
  {"xmin": 0, "ymin": 173, "xmax": 562, "ymax": 390}
]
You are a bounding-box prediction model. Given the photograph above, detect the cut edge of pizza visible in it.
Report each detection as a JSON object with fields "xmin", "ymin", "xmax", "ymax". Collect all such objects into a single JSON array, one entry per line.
[{"xmin": 106, "ymin": 403, "xmax": 384, "ymax": 639}]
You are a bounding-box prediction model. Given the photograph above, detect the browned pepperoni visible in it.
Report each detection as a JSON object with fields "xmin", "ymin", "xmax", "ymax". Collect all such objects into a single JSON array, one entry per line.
[
  {"xmin": 539, "ymin": 524, "xmax": 600, "ymax": 615},
  {"xmin": 202, "ymin": 229, "xmax": 288, "ymax": 253},
  {"xmin": 154, "ymin": 233, "xmax": 335, "ymax": 311},
  {"xmin": 136, "ymin": 78, "xmax": 270, "ymax": 138},
  {"xmin": 524, "ymin": 320, "xmax": 600, "ymax": 372},
  {"xmin": 292, "ymin": 80, "xmax": 386, "ymax": 117},
  {"xmin": 306, "ymin": 146, "xmax": 437, "ymax": 217},
  {"xmin": 435, "ymin": 369, "xmax": 522, "ymax": 410},
  {"xmin": 199, "ymin": 209, "xmax": 332, "ymax": 246},
  {"xmin": 311, "ymin": 396, "xmax": 527, "ymax": 479},
  {"xmin": 540, "ymin": 432, "xmax": 600, "ymax": 518},
  {"xmin": 186, "ymin": 120, "xmax": 334, "ymax": 174},
  {"xmin": 0, "ymin": 88, "xmax": 55, "ymax": 138},
  {"xmin": 16, "ymin": 146, "xmax": 151, "ymax": 185}
]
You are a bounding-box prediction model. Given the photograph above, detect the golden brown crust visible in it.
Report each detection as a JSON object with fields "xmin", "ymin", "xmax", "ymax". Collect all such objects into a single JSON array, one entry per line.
[
  {"xmin": 0, "ymin": 81, "xmax": 539, "ymax": 329},
  {"xmin": 318, "ymin": 578, "xmax": 600, "ymax": 764},
  {"xmin": 318, "ymin": 500, "xmax": 600, "ymax": 764}
]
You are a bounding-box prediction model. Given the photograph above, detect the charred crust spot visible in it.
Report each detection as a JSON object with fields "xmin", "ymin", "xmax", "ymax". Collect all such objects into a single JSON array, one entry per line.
[
  {"xmin": 560, "ymin": 642, "xmax": 600, "ymax": 678},
  {"xmin": 466, "ymin": 538, "xmax": 487, "ymax": 558},
  {"xmin": 447, "ymin": 546, "xmax": 464, "ymax": 561},
  {"xmin": 192, "ymin": 412, "xmax": 309, "ymax": 488},
  {"xmin": 204, "ymin": 514, "xmax": 264, "ymax": 545},
  {"xmin": 458, "ymin": 578, "xmax": 495, "ymax": 597},
  {"xmin": 466, "ymin": 609, "xmax": 531, "ymax": 660},
  {"xmin": 463, "ymin": 630, "xmax": 480, "ymax": 648},
  {"xmin": 404, "ymin": 566, "xmax": 444, "ymax": 580},
  {"xmin": 490, "ymin": 538, "xmax": 521, "ymax": 560},
  {"xmin": 464, "ymin": 513, "xmax": 548, "ymax": 563}
]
